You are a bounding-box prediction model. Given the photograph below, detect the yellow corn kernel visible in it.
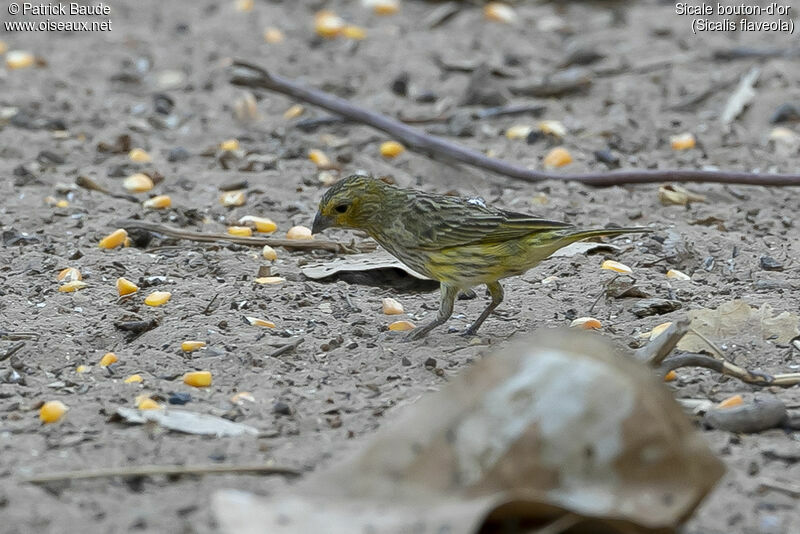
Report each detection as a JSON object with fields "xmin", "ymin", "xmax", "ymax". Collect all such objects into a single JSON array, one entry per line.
[
  {"xmin": 389, "ymin": 320, "xmax": 415, "ymax": 331},
  {"xmin": 601, "ymin": 260, "xmax": 632, "ymax": 275},
  {"xmin": 144, "ymin": 291, "xmax": 171, "ymax": 307},
  {"xmin": 6, "ymin": 50, "xmax": 36, "ymax": 70},
  {"xmin": 718, "ymin": 394, "xmax": 743, "ymax": 409},
  {"xmin": 287, "ymin": 225, "xmax": 313, "ymax": 240},
  {"xmin": 342, "ymin": 25, "xmax": 367, "ymax": 40},
  {"xmin": 128, "ymin": 148, "xmax": 152, "ymax": 163},
  {"xmin": 57, "ymin": 267, "xmax": 82, "ymax": 283},
  {"xmin": 116, "ymin": 277, "xmax": 139, "ymax": 296},
  {"xmin": 314, "ymin": 10, "xmax": 345, "ymax": 38},
  {"xmin": 220, "ymin": 139, "xmax": 240, "ymax": 151},
  {"xmin": 55, "ymin": 199, "xmax": 69, "ymax": 208},
  {"xmin": 99, "ymin": 352, "xmax": 118, "ymax": 367},
  {"xmin": 382, "ymin": 297, "xmax": 404, "ymax": 315},
  {"xmin": 505, "ymin": 125, "xmax": 532, "ymax": 140},
  {"xmin": 317, "ymin": 171, "xmax": 337, "ymax": 186},
  {"xmin": 238, "ymin": 215, "xmax": 277, "ymax": 233},
  {"xmin": 531, "ymin": 192, "xmax": 548, "ymax": 205},
  {"xmin": 254, "ymin": 276, "xmax": 286, "ymax": 284},
  {"xmin": 264, "ymin": 26, "xmax": 285, "ymax": 44},
  {"xmin": 380, "ymin": 141, "xmax": 405, "ymax": 158},
  {"xmin": 231, "ymin": 391, "xmax": 255, "ymax": 405},
  {"xmin": 769, "ymin": 126, "xmax": 796, "ymax": 141},
  {"xmin": 365, "ymin": 0, "xmax": 399, "ymax": 15},
  {"xmin": 245, "ymin": 316, "xmax": 276, "ymax": 328},
  {"xmin": 308, "ymin": 148, "xmax": 331, "ymax": 168},
  {"xmin": 98, "ymin": 228, "xmax": 128, "ymax": 249},
  {"xmin": 220, "ymin": 190, "xmax": 246, "ymax": 207},
  {"xmin": 58, "ymin": 280, "xmax": 87, "ymax": 293},
  {"xmin": 143, "ymin": 195, "xmax": 172, "ymax": 209},
  {"xmin": 484, "ymin": 2, "xmax": 517, "ymax": 23},
  {"xmin": 663, "ymin": 370, "xmax": 677, "ymax": 382},
  {"xmin": 227, "ymin": 226, "xmax": 253, "ymax": 237},
  {"xmin": 649, "ymin": 322, "xmax": 673, "ymax": 341},
  {"xmin": 137, "ymin": 397, "xmax": 161, "ymax": 410},
  {"xmin": 235, "ymin": 0, "xmax": 253, "ymax": 12},
  {"xmin": 0, "ymin": 40, "xmax": 7, "ymax": 55},
  {"xmin": 538, "ymin": 120, "xmax": 567, "ymax": 138},
  {"xmin": 283, "ymin": 104, "xmax": 304, "ymax": 119},
  {"xmin": 76, "ymin": 365, "xmax": 90, "ymax": 373},
  {"xmin": 262, "ymin": 245, "xmax": 278, "ymax": 261},
  {"xmin": 666, "ymin": 269, "xmax": 691, "ymax": 281},
  {"xmin": 543, "ymin": 147, "xmax": 573, "ymax": 169},
  {"xmin": 124, "ymin": 374, "xmax": 143, "ymax": 384},
  {"xmin": 181, "ymin": 341, "xmax": 206, "ymax": 352},
  {"xmin": 183, "ymin": 371, "xmax": 212, "ymax": 387},
  {"xmin": 670, "ymin": 132, "xmax": 696, "ymax": 150},
  {"xmin": 658, "ymin": 184, "xmax": 706, "ymax": 206},
  {"xmin": 123, "ymin": 173, "xmax": 154, "ymax": 193},
  {"xmin": 39, "ymin": 400, "xmax": 68, "ymax": 423},
  {"xmin": 570, "ymin": 317, "xmax": 602, "ymax": 330}
]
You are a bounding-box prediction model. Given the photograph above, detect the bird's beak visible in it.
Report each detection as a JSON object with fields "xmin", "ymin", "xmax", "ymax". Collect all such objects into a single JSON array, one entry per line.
[{"xmin": 311, "ymin": 212, "xmax": 332, "ymax": 235}]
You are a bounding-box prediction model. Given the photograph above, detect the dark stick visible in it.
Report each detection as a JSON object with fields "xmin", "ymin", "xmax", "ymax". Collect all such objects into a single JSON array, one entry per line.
[
  {"xmin": 20, "ymin": 463, "xmax": 301, "ymax": 484},
  {"xmin": 267, "ymin": 337, "xmax": 304, "ymax": 358},
  {"xmin": 230, "ymin": 61, "xmax": 800, "ymax": 187},
  {"xmin": 114, "ymin": 219, "xmax": 376, "ymax": 254}
]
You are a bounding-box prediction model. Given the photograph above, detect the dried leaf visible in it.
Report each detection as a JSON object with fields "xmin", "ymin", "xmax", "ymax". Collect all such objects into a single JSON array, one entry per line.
[
  {"xmin": 213, "ymin": 330, "xmax": 723, "ymax": 534},
  {"xmin": 677, "ymin": 300, "xmax": 800, "ymax": 352}
]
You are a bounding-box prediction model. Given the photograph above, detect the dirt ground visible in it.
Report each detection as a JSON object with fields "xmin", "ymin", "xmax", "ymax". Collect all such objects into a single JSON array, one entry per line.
[{"xmin": 1, "ymin": 0, "xmax": 799, "ymax": 532}]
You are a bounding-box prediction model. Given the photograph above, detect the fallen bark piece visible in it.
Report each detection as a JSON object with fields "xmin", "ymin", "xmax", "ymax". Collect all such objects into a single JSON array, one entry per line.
[{"xmin": 703, "ymin": 395, "xmax": 787, "ymax": 433}]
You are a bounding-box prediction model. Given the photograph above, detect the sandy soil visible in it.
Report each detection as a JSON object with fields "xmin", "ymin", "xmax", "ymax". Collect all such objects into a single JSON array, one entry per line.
[{"xmin": 1, "ymin": 0, "xmax": 799, "ymax": 532}]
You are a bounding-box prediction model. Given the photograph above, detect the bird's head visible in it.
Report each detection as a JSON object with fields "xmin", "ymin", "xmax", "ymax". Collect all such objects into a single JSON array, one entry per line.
[{"xmin": 311, "ymin": 174, "xmax": 389, "ymax": 234}]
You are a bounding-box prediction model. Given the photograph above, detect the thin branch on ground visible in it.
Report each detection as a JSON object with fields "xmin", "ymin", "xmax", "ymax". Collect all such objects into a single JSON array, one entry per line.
[
  {"xmin": 115, "ymin": 219, "xmax": 376, "ymax": 254},
  {"xmin": 20, "ymin": 463, "xmax": 301, "ymax": 484},
  {"xmin": 230, "ymin": 61, "xmax": 800, "ymax": 187},
  {"xmin": 657, "ymin": 353, "xmax": 800, "ymax": 387},
  {"xmin": 267, "ymin": 337, "xmax": 304, "ymax": 358}
]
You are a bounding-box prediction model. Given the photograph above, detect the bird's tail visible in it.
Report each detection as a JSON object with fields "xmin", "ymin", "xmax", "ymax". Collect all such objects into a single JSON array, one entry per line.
[{"xmin": 563, "ymin": 226, "xmax": 653, "ymax": 242}]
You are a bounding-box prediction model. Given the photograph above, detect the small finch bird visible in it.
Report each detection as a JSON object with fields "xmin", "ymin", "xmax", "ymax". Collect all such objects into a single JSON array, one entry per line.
[{"xmin": 312, "ymin": 175, "xmax": 650, "ymax": 340}]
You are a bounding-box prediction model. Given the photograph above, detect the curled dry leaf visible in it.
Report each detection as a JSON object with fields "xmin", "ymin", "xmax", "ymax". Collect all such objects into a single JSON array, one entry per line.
[{"xmin": 213, "ymin": 330, "xmax": 723, "ymax": 534}]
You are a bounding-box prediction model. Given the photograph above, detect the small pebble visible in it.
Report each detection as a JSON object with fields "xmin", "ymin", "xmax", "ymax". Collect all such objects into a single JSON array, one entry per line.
[{"xmin": 759, "ymin": 256, "xmax": 783, "ymax": 271}]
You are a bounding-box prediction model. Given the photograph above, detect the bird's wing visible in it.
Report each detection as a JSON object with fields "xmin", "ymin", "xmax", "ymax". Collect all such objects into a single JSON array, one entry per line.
[{"xmin": 405, "ymin": 195, "xmax": 573, "ymax": 250}]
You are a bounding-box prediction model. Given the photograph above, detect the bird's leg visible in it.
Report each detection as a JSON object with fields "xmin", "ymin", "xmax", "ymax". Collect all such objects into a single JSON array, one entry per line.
[
  {"xmin": 463, "ymin": 281, "xmax": 504, "ymax": 336},
  {"xmin": 403, "ymin": 284, "xmax": 458, "ymax": 341}
]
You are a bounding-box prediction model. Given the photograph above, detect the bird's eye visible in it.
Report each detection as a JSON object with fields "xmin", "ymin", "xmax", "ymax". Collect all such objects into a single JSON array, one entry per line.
[{"xmin": 334, "ymin": 203, "xmax": 349, "ymax": 214}]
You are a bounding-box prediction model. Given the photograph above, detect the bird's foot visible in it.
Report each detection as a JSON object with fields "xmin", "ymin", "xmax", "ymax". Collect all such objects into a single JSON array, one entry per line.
[
  {"xmin": 400, "ymin": 327, "xmax": 431, "ymax": 343},
  {"xmin": 460, "ymin": 326, "xmax": 480, "ymax": 338}
]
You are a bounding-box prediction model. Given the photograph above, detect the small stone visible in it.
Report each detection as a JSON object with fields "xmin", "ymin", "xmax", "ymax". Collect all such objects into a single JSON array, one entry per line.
[
  {"xmin": 424, "ymin": 357, "xmax": 437, "ymax": 369},
  {"xmin": 167, "ymin": 147, "xmax": 190, "ymax": 162},
  {"xmin": 168, "ymin": 392, "xmax": 192, "ymax": 405},
  {"xmin": 759, "ymin": 256, "xmax": 783, "ymax": 271},
  {"xmin": 401, "ymin": 356, "xmax": 411, "ymax": 366},
  {"xmin": 273, "ymin": 401, "xmax": 292, "ymax": 416},
  {"xmin": 630, "ymin": 298, "xmax": 682, "ymax": 318}
]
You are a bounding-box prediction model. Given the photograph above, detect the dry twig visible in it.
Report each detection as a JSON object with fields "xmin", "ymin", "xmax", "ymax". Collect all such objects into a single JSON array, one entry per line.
[
  {"xmin": 230, "ymin": 61, "xmax": 800, "ymax": 187},
  {"xmin": 20, "ymin": 463, "xmax": 301, "ymax": 484},
  {"xmin": 115, "ymin": 219, "xmax": 376, "ymax": 254},
  {"xmin": 658, "ymin": 353, "xmax": 800, "ymax": 387}
]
